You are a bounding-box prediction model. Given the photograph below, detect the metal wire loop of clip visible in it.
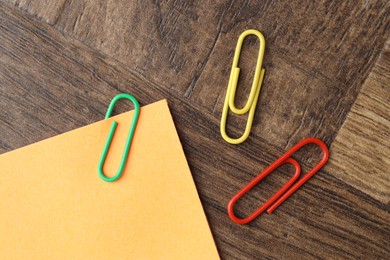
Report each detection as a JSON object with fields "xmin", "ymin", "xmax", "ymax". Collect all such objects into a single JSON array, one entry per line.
[
  {"xmin": 220, "ymin": 29, "xmax": 266, "ymax": 144},
  {"xmin": 228, "ymin": 138, "xmax": 329, "ymax": 224},
  {"xmin": 98, "ymin": 93, "xmax": 140, "ymax": 182}
]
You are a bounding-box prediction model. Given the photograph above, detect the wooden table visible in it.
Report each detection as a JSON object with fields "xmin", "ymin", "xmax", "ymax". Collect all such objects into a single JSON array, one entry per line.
[{"xmin": 1, "ymin": 1, "xmax": 389, "ymax": 258}]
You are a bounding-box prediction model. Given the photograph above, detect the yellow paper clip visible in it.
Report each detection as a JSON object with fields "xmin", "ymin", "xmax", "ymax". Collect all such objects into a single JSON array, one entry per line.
[{"xmin": 220, "ymin": 29, "xmax": 266, "ymax": 144}]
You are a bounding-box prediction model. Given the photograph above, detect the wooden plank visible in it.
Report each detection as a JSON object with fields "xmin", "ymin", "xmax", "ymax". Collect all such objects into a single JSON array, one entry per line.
[
  {"xmin": 52, "ymin": 0, "xmax": 229, "ymax": 95},
  {"xmin": 4, "ymin": 0, "xmax": 66, "ymax": 24},
  {"xmin": 326, "ymin": 40, "xmax": 390, "ymax": 204},
  {"xmin": 218, "ymin": 0, "xmax": 390, "ymax": 86},
  {"xmin": 190, "ymin": 0, "xmax": 390, "ymax": 148},
  {"xmin": 0, "ymin": 2, "xmax": 389, "ymax": 259}
]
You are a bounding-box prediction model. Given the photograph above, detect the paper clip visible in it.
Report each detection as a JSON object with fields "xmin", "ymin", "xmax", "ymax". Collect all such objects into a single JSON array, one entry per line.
[
  {"xmin": 220, "ymin": 29, "xmax": 266, "ymax": 144},
  {"xmin": 228, "ymin": 138, "xmax": 329, "ymax": 224},
  {"xmin": 98, "ymin": 93, "xmax": 140, "ymax": 182}
]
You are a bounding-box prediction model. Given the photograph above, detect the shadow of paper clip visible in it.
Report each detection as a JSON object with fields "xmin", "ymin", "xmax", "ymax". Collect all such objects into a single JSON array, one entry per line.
[
  {"xmin": 228, "ymin": 138, "xmax": 329, "ymax": 224},
  {"xmin": 220, "ymin": 29, "xmax": 266, "ymax": 144},
  {"xmin": 98, "ymin": 93, "xmax": 140, "ymax": 182}
]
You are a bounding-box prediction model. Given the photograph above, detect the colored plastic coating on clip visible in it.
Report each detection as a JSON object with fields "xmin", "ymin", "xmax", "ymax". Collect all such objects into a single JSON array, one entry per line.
[
  {"xmin": 221, "ymin": 29, "xmax": 266, "ymax": 144},
  {"xmin": 98, "ymin": 93, "xmax": 140, "ymax": 182},
  {"xmin": 228, "ymin": 138, "xmax": 329, "ymax": 224}
]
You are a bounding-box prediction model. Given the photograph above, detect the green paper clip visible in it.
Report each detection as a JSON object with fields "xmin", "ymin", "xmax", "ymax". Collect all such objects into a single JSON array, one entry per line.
[{"xmin": 98, "ymin": 93, "xmax": 140, "ymax": 182}]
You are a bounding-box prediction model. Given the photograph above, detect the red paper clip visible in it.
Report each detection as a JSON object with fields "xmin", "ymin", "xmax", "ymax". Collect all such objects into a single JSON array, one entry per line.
[{"xmin": 228, "ymin": 137, "xmax": 329, "ymax": 224}]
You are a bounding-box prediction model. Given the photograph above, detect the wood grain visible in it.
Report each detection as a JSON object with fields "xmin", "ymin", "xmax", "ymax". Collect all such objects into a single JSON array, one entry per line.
[
  {"xmin": 326, "ymin": 39, "xmax": 390, "ymax": 204},
  {"xmin": 54, "ymin": 0, "xmax": 228, "ymax": 96},
  {"xmin": 4, "ymin": 0, "xmax": 66, "ymax": 24},
  {"xmin": 0, "ymin": 1, "xmax": 389, "ymax": 259}
]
